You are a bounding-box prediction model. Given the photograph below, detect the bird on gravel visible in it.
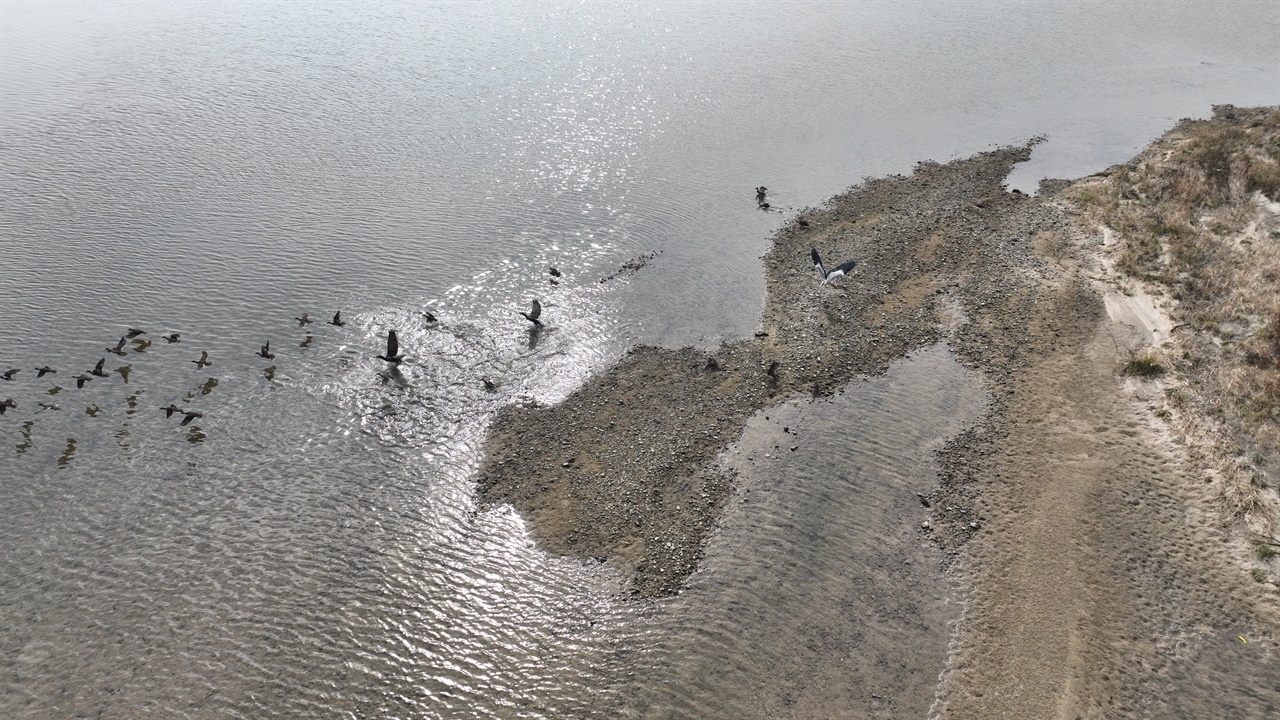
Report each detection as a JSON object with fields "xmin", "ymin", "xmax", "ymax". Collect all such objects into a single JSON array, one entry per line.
[
  {"xmin": 36, "ymin": 366, "xmax": 56, "ymax": 378},
  {"xmin": 377, "ymin": 330, "xmax": 404, "ymax": 364},
  {"xmin": 89, "ymin": 358, "xmax": 109, "ymax": 378},
  {"xmin": 106, "ymin": 337, "xmax": 128, "ymax": 356},
  {"xmin": 520, "ymin": 299, "xmax": 544, "ymax": 328},
  {"xmin": 482, "ymin": 377, "xmax": 497, "ymax": 391},
  {"xmin": 766, "ymin": 360, "xmax": 779, "ymax": 380},
  {"xmin": 257, "ymin": 342, "xmax": 274, "ymax": 360},
  {"xmin": 191, "ymin": 351, "xmax": 211, "ymax": 370},
  {"xmin": 2, "ymin": 368, "xmax": 18, "ymax": 381},
  {"xmin": 328, "ymin": 311, "xmax": 345, "ymax": 327},
  {"xmin": 811, "ymin": 247, "xmax": 857, "ymax": 286}
]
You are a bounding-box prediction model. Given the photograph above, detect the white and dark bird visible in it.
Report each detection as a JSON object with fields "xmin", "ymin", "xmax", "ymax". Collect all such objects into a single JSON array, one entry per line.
[
  {"xmin": 328, "ymin": 311, "xmax": 345, "ymax": 327},
  {"xmin": 89, "ymin": 358, "xmax": 109, "ymax": 378},
  {"xmin": 520, "ymin": 299, "xmax": 543, "ymax": 328},
  {"xmin": 422, "ymin": 311, "xmax": 438, "ymax": 323},
  {"xmin": 180, "ymin": 410, "xmax": 203, "ymax": 426},
  {"xmin": 376, "ymin": 330, "xmax": 404, "ymax": 364},
  {"xmin": 0, "ymin": 398, "xmax": 16, "ymax": 414},
  {"xmin": 2, "ymin": 368, "xmax": 18, "ymax": 381},
  {"xmin": 106, "ymin": 336, "xmax": 128, "ymax": 356},
  {"xmin": 191, "ymin": 351, "xmax": 211, "ymax": 370},
  {"xmin": 35, "ymin": 366, "xmax": 56, "ymax": 378},
  {"xmin": 482, "ymin": 377, "xmax": 497, "ymax": 391},
  {"xmin": 125, "ymin": 328, "xmax": 147, "ymax": 338},
  {"xmin": 37, "ymin": 402, "xmax": 60, "ymax": 412},
  {"xmin": 296, "ymin": 313, "xmax": 313, "ymax": 326},
  {"xmin": 257, "ymin": 342, "xmax": 275, "ymax": 359},
  {"xmin": 811, "ymin": 247, "xmax": 857, "ymax": 286},
  {"xmin": 163, "ymin": 333, "xmax": 181, "ymax": 343}
]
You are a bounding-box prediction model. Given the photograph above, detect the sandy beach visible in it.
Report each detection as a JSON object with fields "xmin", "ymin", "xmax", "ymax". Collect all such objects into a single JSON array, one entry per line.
[{"xmin": 475, "ymin": 107, "xmax": 1280, "ymax": 716}]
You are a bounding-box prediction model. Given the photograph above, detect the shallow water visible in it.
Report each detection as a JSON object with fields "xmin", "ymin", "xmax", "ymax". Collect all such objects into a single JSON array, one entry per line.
[{"xmin": 1, "ymin": 1, "xmax": 1277, "ymax": 717}]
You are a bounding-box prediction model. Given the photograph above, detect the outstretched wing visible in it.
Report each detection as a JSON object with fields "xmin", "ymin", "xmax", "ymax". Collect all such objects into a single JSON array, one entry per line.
[
  {"xmin": 529, "ymin": 299, "xmax": 541, "ymax": 321},
  {"xmin": 114, "ymin": 337, "xmax": 127, "ymax": 351},
  {"xmin": 831, "ymin": 259, "xmax": 857, "ymax": 278},
  {"xmin": 811, "ymin": 248, "xmax": 826, "ymax": 279},
  {"xmin": 386, "ymin": 330, "xmax": 399, "ymax": 358},
  {"xmin": 93, "ymin": 358, "xmax": 105, "ymax": 373}
]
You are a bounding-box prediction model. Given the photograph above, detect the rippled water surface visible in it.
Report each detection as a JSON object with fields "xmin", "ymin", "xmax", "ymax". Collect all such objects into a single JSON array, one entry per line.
[{"xmin": 1, "ymin": 1, "xmax": 1277, "ymax": 717}]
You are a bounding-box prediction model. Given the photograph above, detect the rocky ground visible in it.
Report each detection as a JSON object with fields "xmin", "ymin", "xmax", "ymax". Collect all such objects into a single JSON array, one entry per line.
[{"xmin": 475, "ymin": 109, "xmax": 1280, "ymax": 716}]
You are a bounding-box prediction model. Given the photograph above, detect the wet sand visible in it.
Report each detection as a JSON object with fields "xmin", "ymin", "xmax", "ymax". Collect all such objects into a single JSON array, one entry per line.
[{"xmin": 476, "ymin": 111, "xmax": 1280, "ymax": 715}]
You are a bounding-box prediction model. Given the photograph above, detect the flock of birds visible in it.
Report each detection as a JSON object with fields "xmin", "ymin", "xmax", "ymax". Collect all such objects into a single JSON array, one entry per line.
[
  {"xmin": 3, "ymin": 189, "xmax": 858, "ymax": 443},
  {"xmin": 0, "ymin": 299, "xmax": 552, "ymax": 428}
]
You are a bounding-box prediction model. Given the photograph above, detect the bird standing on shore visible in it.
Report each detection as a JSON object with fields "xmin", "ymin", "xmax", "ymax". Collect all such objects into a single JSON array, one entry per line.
[
  {"xmin": 521, "ymin": 299, "xmax": 544, "ymax": 328},
  {"xmin": 257, "ymin": 342, "xmax": 274, "ymax": 360},
  {"xmin": 766, "ymin": 360, "xmax": 780, "ymax": 380},
  {"xmin": 811, "ymin": 247, "xmax": 858, "ymax": 286},
  {"xmin": 377, "ymin": 330, "xmax": 404, "ymax": 364},
  {"xmin": 191, "ymin": 351, "xmax": 211, "ymax": 370}
]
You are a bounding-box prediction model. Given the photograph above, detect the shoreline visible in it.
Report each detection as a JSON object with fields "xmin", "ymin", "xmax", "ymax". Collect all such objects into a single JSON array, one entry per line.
[{"xmin": 475, "ymin": 107, "xmax": 1280, "ymax": 714}]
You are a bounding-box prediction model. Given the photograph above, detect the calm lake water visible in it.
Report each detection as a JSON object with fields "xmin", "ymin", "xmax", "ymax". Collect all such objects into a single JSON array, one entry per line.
[{"xmin": 1, "ymin": 1, "xmax": 1277, "ymax": 717}]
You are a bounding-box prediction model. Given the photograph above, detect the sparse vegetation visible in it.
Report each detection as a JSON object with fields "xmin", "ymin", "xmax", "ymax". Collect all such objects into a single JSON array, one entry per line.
[
  {"xmin": 1074, "ymin": 105, "xmax": 1280, "ymax": 533},
  {"xmin": 1122, "ymin": 354, "xmax": 1166, "ymax": 377},
  {"xmin": 1252, "ymin": 568, "xmax": 1268, "ymax": 583},
  {"xmin": 1257, "ymin": 544, "xmax": 1278, "ymax": 560}
]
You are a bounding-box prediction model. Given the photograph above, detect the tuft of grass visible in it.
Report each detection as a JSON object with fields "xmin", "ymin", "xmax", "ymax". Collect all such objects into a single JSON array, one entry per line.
[
  {"xmin": 1123, "ymin": 354, "xmax": 1166, "ymax": 377},
  {"xmin": 1257, "ymin": 544, "xmax": 1278, "ymax": 561},
  {"xmin": 1253, "ymin": 568, "xmax": 1269, "ymax": 583}
]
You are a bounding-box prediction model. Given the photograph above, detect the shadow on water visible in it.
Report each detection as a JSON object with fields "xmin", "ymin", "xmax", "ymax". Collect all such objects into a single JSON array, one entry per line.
[
  {"xmin": 56, "ymin": 438, "xmax": 76, "ymax": 468},
  {"xmin": 612, "ymin": 343, "xmax": 986, "ymax": 719}
]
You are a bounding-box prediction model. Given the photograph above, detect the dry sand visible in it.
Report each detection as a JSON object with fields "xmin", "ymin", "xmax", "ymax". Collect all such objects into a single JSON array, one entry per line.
[{"xmin": 475, "ymin": 111, "xmax": 1280, "ymax": 716}]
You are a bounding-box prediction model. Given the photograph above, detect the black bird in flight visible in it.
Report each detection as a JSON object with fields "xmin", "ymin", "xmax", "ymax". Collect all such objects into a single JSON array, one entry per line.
[
  {"xmin": 160, "ymin": 403, "xmax": 182, "ymax": 418},
  {"xmin": 257, "ymin": 342, "xmax": 275, "ymax": 360},
  {"xmin": 549, "ymin": 267, "xmax": 562, "ymax": 277},
  {"xmin": 191, "ymin": 351, "xmax": 211, "ymax": 370},
  {"xmin": 106, "ymin": 336, "xmax": 128, "ymax": 356},
  {"xmin": 162, "ymin": 333, "xmax": 181, "ymax": 343},
  {"xmin": 377, "ymin": 330, "xmax": 404, "ymax": 364},
  {"xmin": 89, "ymin": 358, "xmax": 109, "ymax": 378},
  {"xmin": 0, "ymin": 398, "xmax": 16, "ymax": 415},
  {"xmin": 37, "ymin": 402, "xmax": 60, "ymax": 412},
  {"xmin": 422, "ymin": 311, "xmax": 438, "ymax": 323},
  {"xmin": 2, "ymin": 368, "xmax": 18, "ymax": 381},
  {"xmin": 811, "ymin": 247, "xmax": 857, "ymax": 286},
  {"xmin": 126, "ymin": 328, "xmax": 146, "ymax": 338},
  {"xmin": 74, "ymin": 373, "xmax": 93, "ymax": 389},
  {"xmin": 521, "ymin": 299, "xmax": 543, "ymax": 328},
  {"xmin": 35, "ymin": 366, "xmax": 56, "ymax": 378},
  {"xmin": 296, "ymin": 313, "xmax": 313, "ymax": 326},
  {"xmin": 180, "ymin": 410, "xmax": 203, "ymax": 426},
  {"xmin": 328, "ymin": 311, "xmax": 345, "ymax": 327}
]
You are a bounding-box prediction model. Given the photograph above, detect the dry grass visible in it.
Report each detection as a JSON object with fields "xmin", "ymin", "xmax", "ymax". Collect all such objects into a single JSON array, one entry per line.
[{"xmin": 1073, "ymin": 105, "xmax": 1280, "ymax": 530}]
